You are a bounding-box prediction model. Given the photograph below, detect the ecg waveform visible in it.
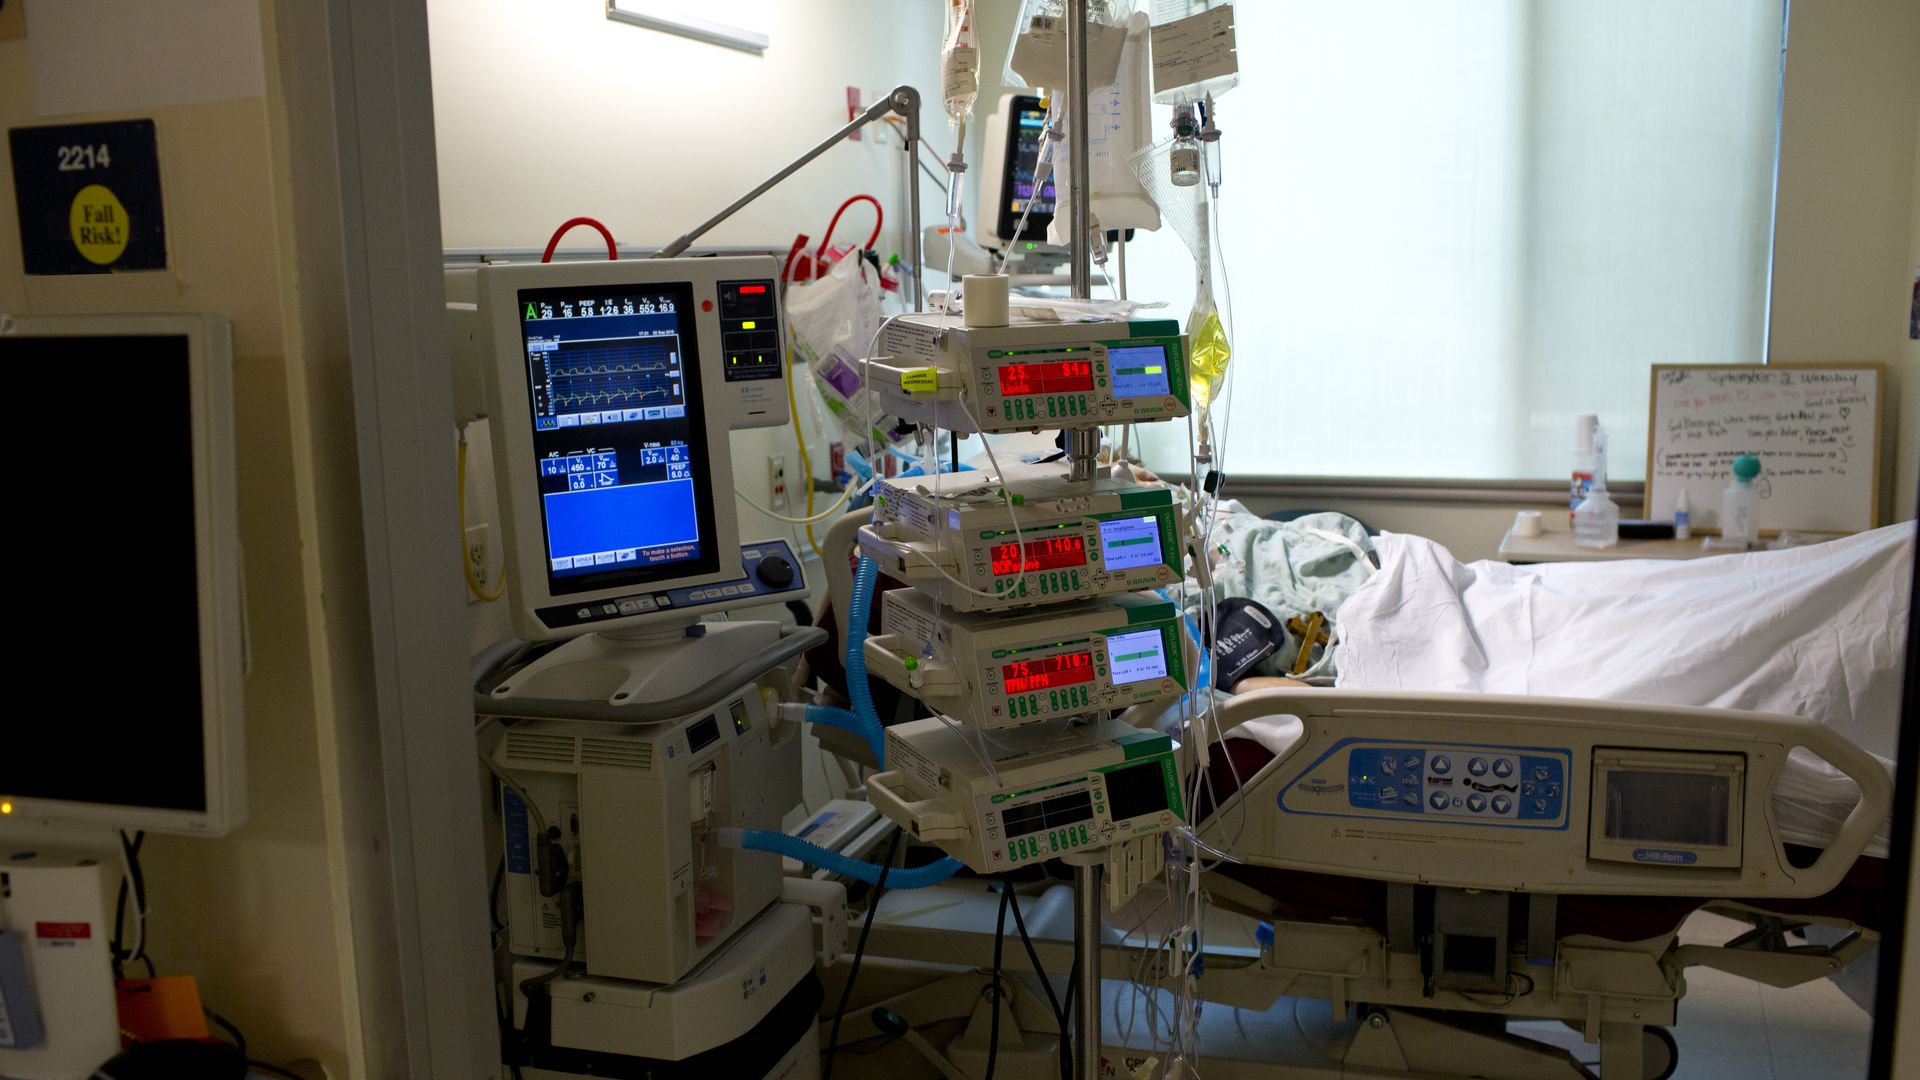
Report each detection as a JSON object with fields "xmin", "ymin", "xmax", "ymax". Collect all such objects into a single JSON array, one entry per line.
[{"xmin": 538, "ymin": 339, "xmax": 682, "ymax": 418}]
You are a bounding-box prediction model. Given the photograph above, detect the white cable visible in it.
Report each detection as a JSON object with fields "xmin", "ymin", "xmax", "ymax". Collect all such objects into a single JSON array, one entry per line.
[
  {"xmin": 739, "ymin": 485, "xmax": 853, "ymax": 525},
  {"xmin": 117, "ymin": 834, "xmax": 145, "ymax": 967}
]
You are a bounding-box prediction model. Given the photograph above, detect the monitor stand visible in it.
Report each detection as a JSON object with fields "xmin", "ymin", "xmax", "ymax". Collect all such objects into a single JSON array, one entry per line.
[{"xmin": 487, "ymin": 619, "xmax": 790, "ymax": 714}]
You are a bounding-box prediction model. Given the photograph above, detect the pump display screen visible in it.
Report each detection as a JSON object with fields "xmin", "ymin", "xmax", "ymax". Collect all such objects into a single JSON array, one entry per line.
[
  {"xmin": 1098, "ymin": 516, "xmax": 1165, "ymax": 571},
  {"xmin": 1109, "ymin": 345, "xmax": 1172, "ymax": 398},
  {"xmin": 1001, "ymin": 789, "xmax": 1093, "ymax": 839},
  {"xmin": 998, "ymin": 359, "xmax": 1094, "ymax": 397},
  {"xmin": 1107, "ymin": 628, "xmax": 1170, "ymax": 685},
  {"xmin": 1104, "ymin": 760, "xmax": 1171, "ymax": 821},
  {"xmin": 990, "ymin": 534, "xmax": 1087, "ymax": 576},
  {"xmin": 1001, "ymin": 651, "xmax": 1096, "ymax": 696},
  {"xmin": 519, "ymin": 283, "xmax": 719, "ymax": 594}
]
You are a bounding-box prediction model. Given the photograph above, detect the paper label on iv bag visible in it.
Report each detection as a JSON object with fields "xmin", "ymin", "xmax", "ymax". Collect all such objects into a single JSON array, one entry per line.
[
  {"xmin": 1151, "ymin": 8, "xmax": 1238, "ymax": 95},
  {"xmin": 943, "ymin": 45, "xmax": 980, "ymax": 105}
]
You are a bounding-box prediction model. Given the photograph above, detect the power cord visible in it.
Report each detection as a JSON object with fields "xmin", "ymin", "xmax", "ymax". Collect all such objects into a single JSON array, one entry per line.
[
  {"xmin": 824, "ymin": 828, "xmax": 902, "ymax": 1080},
  {"xmin": 986, "ymin": 884, "xmax": 1011, "ymax": 1080},
  {"xmin": 1006, "ymin": 888, "xmax": 1070, "ymax": 1080}
]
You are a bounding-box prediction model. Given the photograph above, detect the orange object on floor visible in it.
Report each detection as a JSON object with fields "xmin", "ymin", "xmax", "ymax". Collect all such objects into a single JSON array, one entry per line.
[{"xmin": 116, "ymin": 975, "xmax": 211, "ymax": 1044}]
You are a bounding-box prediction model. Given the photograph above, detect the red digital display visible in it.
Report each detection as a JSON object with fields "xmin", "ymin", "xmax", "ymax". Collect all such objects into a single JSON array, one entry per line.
[
  {"xmin": 1002, "ymin": 651, "xmax": 1096, "ymax": 696},
  {"xmin": 998, "ymin": 360, "xmax": 1094, "ymax": 397},
  {"xmin": 989, "ymin": 534, "xmax": 1087, "ymax": 576}
]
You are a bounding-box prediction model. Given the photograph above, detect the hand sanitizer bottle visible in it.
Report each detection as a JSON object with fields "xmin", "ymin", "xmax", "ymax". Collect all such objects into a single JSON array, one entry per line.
[{"xmin": 1673, "ymin": 489, "xmax": 1691, "ymax": 540}]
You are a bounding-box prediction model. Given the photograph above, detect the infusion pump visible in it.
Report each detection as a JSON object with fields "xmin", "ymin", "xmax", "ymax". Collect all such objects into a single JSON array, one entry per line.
[
  {"xmin": 870, "ymin": 716, "xmax": 1184, "ymax": 873},
  {"xmin": 860, "ymin": 464, "xmax": 1184, "ymax": 613},
  {"xmin": 866, "ymin": 313, "xmax": 1191, "ymax": 434},
  {"xmin": 865, "ymin": 589, "xmax": 1189, "ymax": 730}
]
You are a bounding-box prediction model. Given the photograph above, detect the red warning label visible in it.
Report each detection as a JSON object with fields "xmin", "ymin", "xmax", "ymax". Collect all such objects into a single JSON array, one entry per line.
[{"xmin": 35, "ymin": 922, "xmax": 92, "ymax": 941}]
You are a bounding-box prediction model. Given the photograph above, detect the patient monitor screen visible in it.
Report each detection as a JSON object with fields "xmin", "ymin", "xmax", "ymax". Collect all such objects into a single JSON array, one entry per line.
[
  {"xmin": 995, "ymin": 94, "xmax": 1055, "ymax": 243},
  {"xmin": 518, "ymin": 283, "xmax": 719, "ymax": 594}
]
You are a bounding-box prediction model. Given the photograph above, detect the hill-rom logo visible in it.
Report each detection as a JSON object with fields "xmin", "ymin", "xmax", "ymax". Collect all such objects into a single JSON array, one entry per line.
[
  {"xmin": 1633, "ymin": 848, "xmax": 1698, "ymax": 865},
  {"xmin": 1295, "ymin": 775, "xmax": 1347, "ymax": 797}
]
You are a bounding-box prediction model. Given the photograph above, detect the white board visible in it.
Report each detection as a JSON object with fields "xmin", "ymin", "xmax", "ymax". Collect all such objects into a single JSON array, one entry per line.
[{"xmin": 1644, "ymin": 364, "xmax": 1881, "ymax": 535}]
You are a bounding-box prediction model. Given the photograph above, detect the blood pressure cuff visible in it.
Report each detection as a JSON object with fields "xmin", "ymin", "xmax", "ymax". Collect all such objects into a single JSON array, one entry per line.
[{"xmin": 1212, "ymin": 597, "xmax": 1287, "ymax": 691}]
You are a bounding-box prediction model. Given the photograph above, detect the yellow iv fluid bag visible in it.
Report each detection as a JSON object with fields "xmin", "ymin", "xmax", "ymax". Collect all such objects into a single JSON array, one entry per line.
[{"xmin": 1188, "ymin": 306, "xmax": 1231, "ymax": 409}]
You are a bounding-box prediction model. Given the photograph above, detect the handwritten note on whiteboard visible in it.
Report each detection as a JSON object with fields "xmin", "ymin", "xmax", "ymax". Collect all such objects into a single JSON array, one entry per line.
[{"xmin": 1644, "ymin": 364, "xmax": 1881, "ymax": 534}]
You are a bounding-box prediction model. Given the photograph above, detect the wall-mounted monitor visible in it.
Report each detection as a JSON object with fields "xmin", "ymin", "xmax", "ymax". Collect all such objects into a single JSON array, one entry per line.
[{"xmin": 0, "ymin": 314, "xmax": 245, "ymax": 837}]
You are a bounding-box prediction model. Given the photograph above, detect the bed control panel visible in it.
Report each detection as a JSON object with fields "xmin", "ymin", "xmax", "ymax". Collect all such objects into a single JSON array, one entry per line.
[{"xmin": 1341, "ymin": 745, "xmax": 1569, "ymax": 826}]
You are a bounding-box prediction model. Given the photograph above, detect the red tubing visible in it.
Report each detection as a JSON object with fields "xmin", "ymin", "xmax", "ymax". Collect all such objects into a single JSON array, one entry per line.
[{"xmin": 541, "ymin": 216, "xmax": 618, "ymax": 263}]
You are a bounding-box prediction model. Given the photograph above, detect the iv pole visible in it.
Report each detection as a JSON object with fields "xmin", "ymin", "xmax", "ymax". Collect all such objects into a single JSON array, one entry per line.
[
  {"xmin": 1060, "ymin": 9, "xmax": 1107, "ymax": 1080},
  {"xmin": 653, "ymin": 85, "xmax": 926, "ymax": 314}
]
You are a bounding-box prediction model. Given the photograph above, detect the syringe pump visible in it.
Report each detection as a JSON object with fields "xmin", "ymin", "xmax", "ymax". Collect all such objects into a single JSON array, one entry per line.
[
  {"xmin": 868, "ymin": 715, "xmax": 1185, "ymax": 872},
  {"xmin": 865, "ymin": 589, "xmax": 1189, "ymax": 730},
  {"xmin": 859, "ymin": 463, "xmax": 1184, "ymax": 613},
  {"xmin": 865, "ymin": 313, "xmax": 1190, "ymax": 433}
]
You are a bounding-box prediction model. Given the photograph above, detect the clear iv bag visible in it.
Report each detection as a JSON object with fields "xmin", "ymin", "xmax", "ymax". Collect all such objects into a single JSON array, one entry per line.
[{"xmin": 944, "ymin": 0, "xmax": 981, "ymax": 127}]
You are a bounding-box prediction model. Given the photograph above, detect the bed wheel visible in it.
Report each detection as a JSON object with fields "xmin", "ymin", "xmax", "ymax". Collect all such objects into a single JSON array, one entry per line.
[{"xmin": 1642, "ymin": 1027, "xmax": 1678, "ymax": 1080}]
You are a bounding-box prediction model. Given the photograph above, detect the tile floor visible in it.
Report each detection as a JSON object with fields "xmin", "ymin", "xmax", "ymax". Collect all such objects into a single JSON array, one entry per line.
[{"xmin": 1514, "ymin": 911, "xmax": 1874, "ymax": 1079}]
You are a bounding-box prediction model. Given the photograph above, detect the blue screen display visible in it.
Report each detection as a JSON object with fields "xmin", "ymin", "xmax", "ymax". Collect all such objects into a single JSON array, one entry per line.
[
  {"xmin": 1107, "ymin": 629, "xmax": 1170, "ymax": 685},
  {"xmin": 520, "ymin": 283, "xmax": 717, "ymax": 593},
  {"xmin": 1098, "ymin": 515, "xmax": 1165, "ymax": 571},
  {"xmin": 1109, "ymin": 344, "xmax": 1171, "ymax": 399}
]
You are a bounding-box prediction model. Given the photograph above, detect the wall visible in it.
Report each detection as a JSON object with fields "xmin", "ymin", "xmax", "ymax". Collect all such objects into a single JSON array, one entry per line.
[
  {"xmin": 430, "ymin": 0, "xmax": 949, "ymax": 648},
  {"xmin": 0, "ymin": 3, "xmax": 366, "ymax": 1075},
  {"xmin": 1769, "ymin": 0, "xmax": 1920, "ymax": 523}
]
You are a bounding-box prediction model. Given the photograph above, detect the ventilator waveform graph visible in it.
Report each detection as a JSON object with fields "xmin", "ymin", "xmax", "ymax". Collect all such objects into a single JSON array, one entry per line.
[{"xmin": 535, "ymin": 336, "xmax": 683, "ymax": 419}]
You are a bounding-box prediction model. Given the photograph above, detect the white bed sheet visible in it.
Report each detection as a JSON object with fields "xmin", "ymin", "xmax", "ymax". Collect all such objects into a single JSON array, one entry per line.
[{"xmin": 1296, "ymin": 523, "xmax": 1914, "ymax": 858}]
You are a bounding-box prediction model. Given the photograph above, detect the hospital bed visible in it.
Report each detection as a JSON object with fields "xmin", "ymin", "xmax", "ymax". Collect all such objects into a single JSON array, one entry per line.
[
  {"xmin": 816, "ymin": 516, "xmax": 1904, "ymax": 1078},
  {"xmin": 1161, "ymin": 687, "xmax": 1893, "ymax": 1080}
]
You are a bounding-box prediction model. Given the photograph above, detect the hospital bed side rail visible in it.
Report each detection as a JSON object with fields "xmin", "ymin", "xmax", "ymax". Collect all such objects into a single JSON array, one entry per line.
[{"xmin": 1202, "ymin": 689, "xmax": 1890, "ymax": 901}]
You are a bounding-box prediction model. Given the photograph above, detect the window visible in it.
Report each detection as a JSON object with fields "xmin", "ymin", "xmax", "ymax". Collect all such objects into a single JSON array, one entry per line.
[{"xmin": 1129, "ymin": 1, "xmax": 1786, "ymax": 483}]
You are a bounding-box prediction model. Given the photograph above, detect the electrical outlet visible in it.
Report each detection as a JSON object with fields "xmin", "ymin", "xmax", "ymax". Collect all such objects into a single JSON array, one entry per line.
[
  {"xmin": 466, "ymin": 524, "xmax": 491, "ymax": 597},
  {"xmin": 768, "ymin": 455, "xmax": 789, "ymax": 514}
]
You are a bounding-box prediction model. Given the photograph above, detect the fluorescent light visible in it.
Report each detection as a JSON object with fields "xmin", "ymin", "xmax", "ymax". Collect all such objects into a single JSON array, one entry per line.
[{"xmin": 605, "ymin": 1, "xmax": 768, "ymax": 56}]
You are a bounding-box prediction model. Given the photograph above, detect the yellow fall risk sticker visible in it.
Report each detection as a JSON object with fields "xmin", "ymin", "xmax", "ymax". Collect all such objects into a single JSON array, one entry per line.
[{"xmin": 69, "ymin": 184, "xmax": 130, "ymax": 266}]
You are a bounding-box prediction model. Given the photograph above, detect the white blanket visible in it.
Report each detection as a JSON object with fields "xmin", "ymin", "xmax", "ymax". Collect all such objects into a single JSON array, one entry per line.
[{"xmin": 1322, "ymin": 523, "xmax": 1914, "ymax": 857}]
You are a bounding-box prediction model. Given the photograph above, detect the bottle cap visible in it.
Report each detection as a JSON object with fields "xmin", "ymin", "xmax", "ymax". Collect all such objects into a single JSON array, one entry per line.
[
  {"xmin": 1574, "ymin": 414, "xmax": 1598, "ymax": 453},
  {"xmin": 1732, "ymin": 454, "xmax": 1761, "ymax": 482}
]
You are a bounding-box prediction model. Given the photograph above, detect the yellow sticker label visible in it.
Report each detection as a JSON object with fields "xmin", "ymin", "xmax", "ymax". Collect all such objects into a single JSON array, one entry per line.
[
  {"xmin": 69, "ymin": 184, "xmax": 130, "ymax": 266},
  {"xmin": 901, "ymin": 368, "xmax": 940, "ymax": 394}
]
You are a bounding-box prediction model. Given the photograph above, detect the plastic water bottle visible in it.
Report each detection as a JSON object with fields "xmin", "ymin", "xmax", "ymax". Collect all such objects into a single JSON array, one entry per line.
[
  {"xmin": 1570, "ymin": 414, "xmax": 1600, "ymax": 521},
  {"xmin": 1573, "ymin": 477, "xmax": 1620, "ymax": 549},
  {"xmin": 1673, "ymin": 489, "xmax": 1691, "ymax": 540},
  {"xmin": 1720, "ymin": 454, "xmax": 1761, "ymax": 548}
]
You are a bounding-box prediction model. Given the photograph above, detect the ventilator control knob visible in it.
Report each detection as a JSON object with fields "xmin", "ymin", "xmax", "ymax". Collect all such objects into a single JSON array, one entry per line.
[{"xmin": 757, "ymin": 554, "xmax": 796, "ymax": 589}]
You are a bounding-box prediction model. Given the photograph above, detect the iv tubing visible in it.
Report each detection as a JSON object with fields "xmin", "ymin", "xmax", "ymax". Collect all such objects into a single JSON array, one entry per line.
[{"xmin": 723, "ymin": 828, "xmax": 963, "ymax": 890}]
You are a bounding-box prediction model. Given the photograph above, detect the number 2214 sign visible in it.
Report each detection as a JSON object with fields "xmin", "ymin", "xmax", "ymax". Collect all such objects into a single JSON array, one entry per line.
[{"xmin": 9, "ymin": 119, "xmax": 168, "ymax": 275}]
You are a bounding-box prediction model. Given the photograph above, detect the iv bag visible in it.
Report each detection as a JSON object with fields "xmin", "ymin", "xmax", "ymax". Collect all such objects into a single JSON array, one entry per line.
[
  {"xmin": 788, "ymin": 255, "xmax": 913, "ymax": 455},
  {"xmin": 1046, "ymin": 10, "xmax": 1162, "ymax": 240},
  {"xmin": 1148, "ymin": 0, "xmax": 1239, "ymax": 105},
  {"xmin": 944, "ymin": 0, "xmax": 981, "ymax": 127},
  {"xmin": 1002, "ymin": 0, "xmax": 1130, "ymax": 91}
]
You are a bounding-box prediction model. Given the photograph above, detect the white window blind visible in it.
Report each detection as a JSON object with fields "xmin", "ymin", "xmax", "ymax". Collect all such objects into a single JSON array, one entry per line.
[{"xmin": 1127, "ymin": 1, "xmax": 1785, "ymax": 484}]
